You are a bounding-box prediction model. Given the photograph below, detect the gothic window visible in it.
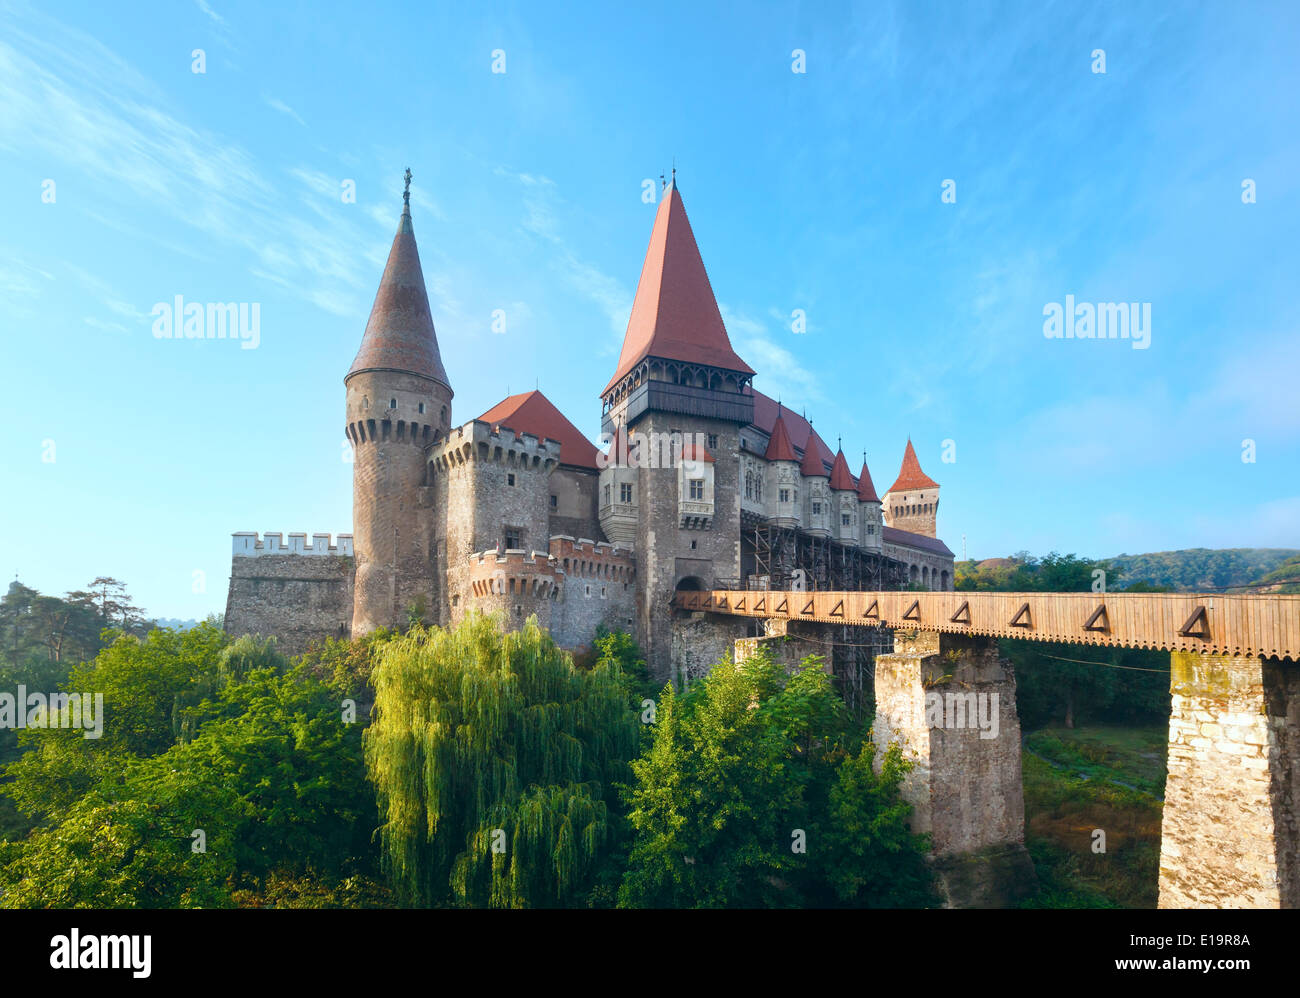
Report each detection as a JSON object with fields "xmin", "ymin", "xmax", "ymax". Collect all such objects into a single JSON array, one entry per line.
[
  {"xmin": 689, "ymin": 479, "xmax": 704, "ymax": 500},
  {"xmin": 867, "ymin": 524, "xmax": 875, "ymax": 535},
  {"xmin": 707, "ymin": 433, "xmax": 718, "ymax": 450},
  {"xmin": 603, "ymin": 484, "xmax": 611, "ymax": 505},
  {"xmin": 754, "ymin": 476, "xmax": 762, "ymax": 502},
  {"xmin": 745, "ymin": 471, "xmax": 753, "ymax": 500},
  {"xmin": 620, "ymin": 482, "xmax": 633, "ymax": 503},
  {"xmin": 812, "ymin": 501, "xmax": 822, "ymax": 515},
  {"xmin": 363, "ymin": 396, "xmax": 370, "ymax": 410},
  {"xmin": 842, "ymin": 514, "xmax": 851, "ymax": 527},
  {"xmin": 779, "ymin": 488, "xmax": 790, "ymax": 503}
]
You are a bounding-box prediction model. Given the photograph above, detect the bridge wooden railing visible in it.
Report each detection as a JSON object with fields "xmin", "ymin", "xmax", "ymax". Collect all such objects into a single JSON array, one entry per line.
[{"xmin": 673, "ymin": 589, "xmax": 1300, "ymax": 660}]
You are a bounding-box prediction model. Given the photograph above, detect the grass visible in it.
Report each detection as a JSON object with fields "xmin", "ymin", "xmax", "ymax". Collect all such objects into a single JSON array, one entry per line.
[{"xmin": 1020, "ymin": 724, "xmax": 1165, "ymax": 908}]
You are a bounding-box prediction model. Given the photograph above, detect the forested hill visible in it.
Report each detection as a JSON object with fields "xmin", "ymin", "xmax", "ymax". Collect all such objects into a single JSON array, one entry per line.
[{"xmin": 1103, "ymin": 548, "xmax": 1299, "ymax": 592}]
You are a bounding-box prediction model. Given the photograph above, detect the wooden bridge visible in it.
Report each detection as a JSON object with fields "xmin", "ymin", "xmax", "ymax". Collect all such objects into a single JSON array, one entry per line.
[
  {"xmin": 673, "ymin": 586, "xmax": 1300, "ymax": 909},
  {"xmin": 673, "ymin": 588, "xmax": 1300, "ymax": 660}
]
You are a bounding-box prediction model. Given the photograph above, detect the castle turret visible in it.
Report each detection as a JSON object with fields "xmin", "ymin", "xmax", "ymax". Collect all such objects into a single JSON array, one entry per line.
[
  {"xmin": 800, "ymin": 428, "xmax": 831, "ymax": 536},
  {"xmin": 344, "ymin": 171, "xmax": 453, "ymax": 635},
  {"xmin": 857, "ymin": 456, "xmax": 883, "ymax": 552},
  {"xmin": 828, "ymin": 446, "xmax": 857, "ymax": 545},
  {"xmin": 882, "ymin": 439, "xmax": 940, "ymax": 538},
  {"xmin": 763, "ymin": 409, "xmax": 800, "ymax": 526}
]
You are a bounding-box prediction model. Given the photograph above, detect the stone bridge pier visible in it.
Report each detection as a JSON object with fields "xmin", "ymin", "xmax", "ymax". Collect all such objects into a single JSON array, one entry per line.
[
  {"xmin": 1159, "ymin": 651, "xmax": 1298, "ymax": 908},
  {"xmin": 872, "ymin": 630, "xmax": 1037, "ymax": 907}
]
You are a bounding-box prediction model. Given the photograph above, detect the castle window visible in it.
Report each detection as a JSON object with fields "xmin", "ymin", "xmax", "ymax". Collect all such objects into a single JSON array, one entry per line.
[
  {"xmin": 603, "ymin": 484, "xmax": 611, "ymax": 506},
  {"xmin": 418, "ymin": 402, "xmax": 426, "ymax": 414},
  {"xmin": 601, "ymin": 587, "xmax": 607, "ymax": 599},
  {"xmin": 754, "ymin": 477, "xmax": 762, "ymax": 502},
  {"xmin": 507, "ymin": 473, "xmax": 516, "ymax": 486},
  {"xmin": 842, "ymin": 514, "xmax": 851, "ymax": 527},
  {"xmin": 550, "ymin": 494, "xmax": 557, "ymax": 508},
  {"xmin": 779, "ymin": 488, "xmax": 790, "ymax": 503},
  {"xmin": 620, "ymin": 483, "xmax": 633, "ymax": 503},
  {"xmin": 389, "ymin": 399, "xmax": 397, "ymax": 409},
  {"xmin": 745, "ymin": 471, "xmax": 753, "ymax": 500},
  {"xmin": 505, "ymin": 528, "xmax": 521, "ymax": 549},
  {"xmin": 707, "ymin": 433, "xmax": 718, "ymax": 450},
  {"xmin": 688, "ymin": 479, "xmax": 704, "ymax": 500},
  {"xmin": 585, "ymin": 585, "xmax": 591, "ymax": 597},
  {"xmin": 812, "ymin": 501, "xmax": 822, "ymax": 515},
  {"xmin": 440, "ymin": 406, "xmax": 447, "ymax": 424},
  {"xmin": 867, "ymin": 524, "xmax": 875, "ymax": 535},
  {"xmin": 690, "ymin": 540, "xmax": 697, "ymax": 550}
]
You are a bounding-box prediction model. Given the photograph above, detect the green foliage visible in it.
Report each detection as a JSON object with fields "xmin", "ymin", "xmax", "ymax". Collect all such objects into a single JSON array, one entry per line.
[
  {"xmin": 364, "ymin": 613, "xmax": 641, "ymax": 908},
  {"xmin": 1107, "ymin": 547, "xmax": 1298, "ymax": 592},
  {"xmin": 618, "ymin": 650, "xmax": 934, "ymax": 908}
]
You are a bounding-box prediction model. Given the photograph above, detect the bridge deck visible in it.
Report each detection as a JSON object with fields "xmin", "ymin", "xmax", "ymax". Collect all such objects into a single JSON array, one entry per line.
[{"xmin": 675, "ymin": 589, "xmax": 1300, "ymax": 660}]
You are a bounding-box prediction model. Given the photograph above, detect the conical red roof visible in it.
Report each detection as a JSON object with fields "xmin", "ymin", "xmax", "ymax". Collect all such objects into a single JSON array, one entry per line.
[
  {"xmin": 829, "ymin": 449, "xmax": 855, "ymax": 490},
  {"xmin": 763, "ymin": 413, "xmax": 798, "ymax": 462},
  {"xmin": 800, "ymin": 431, "xmax": 829, "ymax": 477},
  {"xmin": 348, "ymin": 206, "xmax": 450, "ymax": 390},
  {"xmin": 857, "ymin": 460, "xmax": 880, "ymax": 502},
  {"xmin": 602, "ymin": 184, "xmax": 754, "ymax": 395},
  {"xmin": 887, "ymin": 440, "xmax": 939, "ymax": 493},
  {"xmin": 479, "ymin": 390, "xmax": 600, "ymax": 469}
]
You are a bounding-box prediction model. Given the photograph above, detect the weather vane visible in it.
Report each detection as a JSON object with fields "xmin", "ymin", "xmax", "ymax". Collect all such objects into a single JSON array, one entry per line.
[{"xmin": 403, "ymin": 167, "xmax": 412, "ymax": 211}]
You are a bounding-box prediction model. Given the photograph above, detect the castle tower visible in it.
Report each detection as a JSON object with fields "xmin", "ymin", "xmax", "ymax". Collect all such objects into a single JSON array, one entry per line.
[
  {"xmin": 600, "ymin": 180, "xmax": 755, "ymax": 680},
  {"xmin": 800, "ymin": 430, "xmax": 831, "ymax": 536},
  {"xmin": 857, "ymin": 456, "xmax": 883, "ymax": 552},
  {"xmin": 763, "ymin": 410, "xmax": 800, "ymax": 527},
  {"xmin": 344, "ymin": 172, "xmax": 453, "ymax": 635},
  {"xmin": 828, "ymin": 447, "xmax": 857, "ymax": 545},
  {"xmin": 882, "ymin": 439, "xmax": 940, "ymax": 538}
]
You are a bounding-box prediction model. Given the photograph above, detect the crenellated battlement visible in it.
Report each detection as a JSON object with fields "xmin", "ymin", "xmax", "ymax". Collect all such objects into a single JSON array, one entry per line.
[
  {"xmin": 548, "ymin": 535, "xmax": 635, "ymax": 582},
  {"xmin": 428, "ymin": 419, "xmax": 562, "ymax": 474},
  {"xmin": 232, "ymin": 532, "xmax": 355, "ymax": 557},
  {"xmin": 467, "ymin": 548, "xmax": 563, "ymax": 599}
]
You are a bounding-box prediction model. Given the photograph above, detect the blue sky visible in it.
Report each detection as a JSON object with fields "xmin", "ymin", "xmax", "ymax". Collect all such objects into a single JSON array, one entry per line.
[{"xmin": 1, "ymin": 0, "xmax": 1297, "ymax": 620}]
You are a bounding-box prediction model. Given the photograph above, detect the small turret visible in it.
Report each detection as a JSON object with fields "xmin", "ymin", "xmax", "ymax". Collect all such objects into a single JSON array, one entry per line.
[{"xmin": 882, "ymin": 439, "xmax": 940, "ymax": 538}]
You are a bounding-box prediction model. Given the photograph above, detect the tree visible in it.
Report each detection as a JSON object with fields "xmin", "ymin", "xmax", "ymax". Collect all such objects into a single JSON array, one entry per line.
[{"xmin": 364, "ymin": 613, "xmax": 641, "ymax": 908}]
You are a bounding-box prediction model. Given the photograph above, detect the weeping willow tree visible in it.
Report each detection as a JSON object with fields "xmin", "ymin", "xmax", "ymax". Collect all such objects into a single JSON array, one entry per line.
[{"xmin": 364, "ymin": 613, "xmax": 641, "ymax": 908}]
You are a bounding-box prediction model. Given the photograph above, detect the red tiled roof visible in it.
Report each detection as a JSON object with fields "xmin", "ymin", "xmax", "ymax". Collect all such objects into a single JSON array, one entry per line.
[
  {"xmin": 763, "ymin": 413, "xmax": 798, "ymax": 462},
  {"xmin": 829, "ymin": 450, "xmax": 855, "ymax": 490},
  {"xmin": 857, "ymin": 460, "xmax": 880, "ymax": 503},
  {"xmin": 800, "ymin": 432, "xmax": 829, "ymax": 477},
  {"xmin": 478, "ymin": 390, "xmax": 600, "ymax": 470},
  {"xmin": 887, "ymin": 439, "xmax": 940, "ymax": 493},
  {"xmin": 747, "ymin": 389, "xmax": 835, "ymax": 466},
  {"xmin": 348, "ymin": 206, "xmax": 451, "ymax": 389},
  {"xmin": 602, "ymin": 184, "xmax": 754, "ymax": 395}
]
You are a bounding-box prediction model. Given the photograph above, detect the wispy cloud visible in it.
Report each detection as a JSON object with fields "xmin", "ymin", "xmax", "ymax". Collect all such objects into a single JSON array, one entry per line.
[{"xmin": 263, "ymin": 94, "xmax": 305, "ymax": 127}]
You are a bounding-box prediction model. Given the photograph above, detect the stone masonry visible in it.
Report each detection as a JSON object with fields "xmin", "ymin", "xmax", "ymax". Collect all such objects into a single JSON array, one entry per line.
[{"xmin": 1159, "ymin": 650, "xmax": 1299, "ymax": 908}]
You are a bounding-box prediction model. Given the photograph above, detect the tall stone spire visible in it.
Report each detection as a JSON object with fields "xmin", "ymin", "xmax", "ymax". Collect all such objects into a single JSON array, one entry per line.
[{"xmin": 347, "ymin": 169, "xmax": 451, "ymax": 391}]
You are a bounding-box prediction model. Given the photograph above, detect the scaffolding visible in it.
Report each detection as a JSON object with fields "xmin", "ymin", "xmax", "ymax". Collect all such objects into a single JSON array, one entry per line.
[{"xmin": 733, "ymin": 519, "xmax": 908, "ymax": 715}]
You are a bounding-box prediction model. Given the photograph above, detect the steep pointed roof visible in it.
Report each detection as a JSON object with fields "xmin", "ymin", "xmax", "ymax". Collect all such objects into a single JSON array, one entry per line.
[
  {"xmin": 479, "ymin": 390, "xmax": 600, "ymax": 470},
  {"xmin": 602, "ymin": 184, "xmax": 754, "ymax": 395},
  {"xmin": 763, "ymin": 412, "xmax": 798, "ymax": 462},
  {"xmin": 887, "ymin": 439, "xmax": 940, "ymax": 493},
  {"xmin": 747, "ymin": 389, "xmax": 834, "ymax": 466},
  {"xmin": 348, "ymin": 197, "xmax": 451, "ymax": 390},
  {"xmin": 801, "ymin": 432, "xmax": 829, "ymax": 477},
  {"xmin": 829, "ymin": 449, "xmax": 855, "ymax": 491},
  {"xmin": 857, "ymin": 460, "xmax": 880, "ymax": 503}
]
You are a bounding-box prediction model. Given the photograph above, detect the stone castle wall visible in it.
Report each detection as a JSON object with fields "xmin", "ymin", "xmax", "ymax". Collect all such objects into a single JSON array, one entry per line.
[{"xmin": 224, "ymin": 532, "xmax": 355, "ymax": 655}]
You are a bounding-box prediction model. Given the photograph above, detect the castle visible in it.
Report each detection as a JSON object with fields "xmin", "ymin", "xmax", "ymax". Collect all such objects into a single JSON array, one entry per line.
[{"xmin": 224, "ymin": 174, "xmax": 954, "ymax": 681}]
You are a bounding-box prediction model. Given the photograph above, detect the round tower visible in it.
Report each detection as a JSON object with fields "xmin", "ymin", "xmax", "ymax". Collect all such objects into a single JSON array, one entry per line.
[{"xmin": 345, "ymin": 171, "xmax": 453, "ymax": 635}]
